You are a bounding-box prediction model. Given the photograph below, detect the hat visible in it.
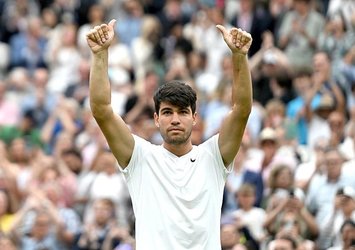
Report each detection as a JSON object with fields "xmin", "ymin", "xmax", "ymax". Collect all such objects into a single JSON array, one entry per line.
[
  {"xmin": 314, "ymin": 93, "xmax": 335, "ymax": 111},
  {"xmin": 337, "ymin": 186, "xmax": 355, "ymax": 199},
  {"xmin": 263, "ymin": 50, "xmax": 277, "ymax": 65},
  {"xmin": 260, "ymin": 127, "xmax": 277, "ymax": 142}
]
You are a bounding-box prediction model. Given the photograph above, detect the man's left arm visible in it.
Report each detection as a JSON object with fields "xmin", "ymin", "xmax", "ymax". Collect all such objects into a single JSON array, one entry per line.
[{"xmin": 216, "ymin": 25, "xmax": 253, "ymax": 166}]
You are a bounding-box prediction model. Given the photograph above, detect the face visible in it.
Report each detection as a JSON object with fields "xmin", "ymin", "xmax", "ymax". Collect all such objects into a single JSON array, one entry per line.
[
  {"xmin": 275, "ymin": 168, "xmax": 293, "ymax": 189},
  {"xmin": 154, "ymin": 102, "xmax": 196, "ymax": 146},
  {"xmin": 328, "ymin": 111, "xmax": 345, "ymax": 134},
  {"xmin": 313, "ymin": 52, "xmax": 330, "ymax": 74},
  {"xmin": 236, "ymin": 192, "xmax": 255, "ymax": 210},
  {"xmin": 269, "ymin": 239, "xmax": 294, "ymax": 250},
  {"xmin": 325, "ymin": 150, "xmax": 343, "ymax": 181},
  {"xmin": 293, "ymin": 75, "xmax": 311, "ymax": 96},
  {"xmin": 220, "ymin": 224, "xmax": 239, "ymax": 248},
  {"xmin": 93, "ymin": 201, "xmax": 113, "ymax": 226},
  {"xmin": 32, "ymin": 214, "xmax": 51, "ymax": 240},
  {"xmin": 342, "ymin": 224, "xmax": 355, "ymax": 247},
  {"xmin": 96, "ymin": 152, "xmax": 117, "ymax": 174}
]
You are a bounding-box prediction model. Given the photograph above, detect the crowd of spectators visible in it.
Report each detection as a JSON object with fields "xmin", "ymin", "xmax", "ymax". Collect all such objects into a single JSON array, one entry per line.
[{"xmin": 0, "ymin": 0, "xmax": 354, "ymax": 249}]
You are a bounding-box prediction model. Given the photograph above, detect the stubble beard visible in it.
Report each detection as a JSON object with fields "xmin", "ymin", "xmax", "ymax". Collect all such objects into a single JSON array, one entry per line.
[{"xmin": 162, "ymin": 129, "xmax": 192, "ymax": 146}]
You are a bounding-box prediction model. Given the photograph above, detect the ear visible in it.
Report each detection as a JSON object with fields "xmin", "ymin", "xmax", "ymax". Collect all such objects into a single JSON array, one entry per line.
[
  {"xmin": 192, "ymin": 112, "xmax": 197, "ymax": 126},
  {"xmin": 154, "ymin": 113, "xmax": 159, "ymax": 128}
]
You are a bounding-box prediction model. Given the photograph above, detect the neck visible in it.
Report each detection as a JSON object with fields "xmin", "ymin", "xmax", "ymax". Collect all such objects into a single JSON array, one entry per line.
[{"xmin": 163, "ymin": 141, "xmax": 193, "ymax": 157}]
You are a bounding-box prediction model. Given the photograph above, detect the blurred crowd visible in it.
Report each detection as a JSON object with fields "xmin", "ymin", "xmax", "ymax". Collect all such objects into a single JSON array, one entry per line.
[{"xmin": 0, "ymin": 0, "xmax": 354, "ymax": 249}]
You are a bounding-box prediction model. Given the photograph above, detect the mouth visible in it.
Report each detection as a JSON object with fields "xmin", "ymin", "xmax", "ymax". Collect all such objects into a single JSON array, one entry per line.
[{"xmin": 168, "ymin": 127, "xmax": 183, "ymax": 133}]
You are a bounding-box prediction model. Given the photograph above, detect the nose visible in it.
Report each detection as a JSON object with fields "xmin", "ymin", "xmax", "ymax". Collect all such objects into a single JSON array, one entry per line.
[{"xmin": 171, "ymin": 112, "xmax": 180, "ymax": 125}]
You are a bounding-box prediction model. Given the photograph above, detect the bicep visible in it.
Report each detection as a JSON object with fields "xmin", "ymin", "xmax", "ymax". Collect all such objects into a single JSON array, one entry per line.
[{"xmin": 94, "ymin": 109, "xmax": 134, "ymax": 168}]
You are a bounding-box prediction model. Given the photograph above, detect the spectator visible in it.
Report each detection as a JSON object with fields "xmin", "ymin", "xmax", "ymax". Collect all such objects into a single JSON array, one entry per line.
[
  {"xmin": 306, "ymin": 147, "xmax": 355, "ymax": 230},
  {"xmin": 8, "ymin": 16, "xmax": 47, "ymax": 72},
  {"xmin": 131, "ymin": 15, "xmax": 162, "ymax": 82},
  {"xmin": 220, "ymin": 222, "xmax": 242, "ymax": 250},
  {"xmin": 73, "ymin": 198, "xmax": 134, "ymax": 250},
  {"xmin": 278, "ymin": 0, "xmax": 325, "ymax": 71},
  {"xmin": 267, "ymin": 235, "xmax": 298, "ymax": 250},
  {"xmin": 0, "ymin": 109, "xmax": 44, "ymax": 149},
  {"xmin": 317, "ymin": 14, "xmax": 355, "ymax": 89},
  {"xmin": 231, "ymin": 183, "xmax": 267, "ymax": 244},
  {"xmin": 81, "ymin": 150, "xmax": 130, "ymax": 228},
  {"xmin": 9, "ymin": 196, "xmax": 66, "ymax": 250},
  {"xmin": 115, "ymin": 0, "xmax": 144, "ymax": 47},
  {"xmin": 21, "ymin": 67, "xmax": 58, "ymax": 129},
  {"xmin": 224, "ymin": 139, "xmax": 264, "ymax": 213},
  {"xmin": 318, "ymin": 186, "xmax": 355, "ymax": 249},
  {"xmin": 327, "ymin": 219, "xmax": 355, "ymax": 250},
  {"xmin": 77, "ymin": 4, "xmax": 106, "ymax": 58},
  {"xmin": 245, "ymin": 127, "xmax": 298, "ymax": 185},
  {"xmin": 229, "ymin": 0, "xmax": 273, "ymax": 57},
  {"xmin": 46, "ymin": 23, "xmax": 82, "ymax": 94},
  {"xmin": 264, "ymin": 186, "xmax": 318, "ymax": 246}
]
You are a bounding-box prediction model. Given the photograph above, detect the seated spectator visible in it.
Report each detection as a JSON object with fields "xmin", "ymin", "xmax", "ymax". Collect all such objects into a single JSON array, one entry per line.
[
  {"xmin": 224, "ymin": 138, "xmax": 264, "ymax": 214},
  {"xmin": 81, "ymin": 150, "xmax": 131, "ymax": 228},
  {"xmin": 73, "ymin": 198, "xmax": 134, "ymax": 250},
  {"xmin": 306, "ymin": 147, "xmax": 355, "ymax": 249},
  {"xmin": 231, "ymin": 183, "xmax": 267, "ymax": 244},
  {"xmin": 220, "ymin": 220, "xmax": 257, "ymax": 250},
  {"xmin": 245, "ymin": 127, "xmax": 298, "ymax": 186},
  {"xmin": 294, "ymin": 138, "xmax": 329, "ymax": 191},
  {"xmin": 277, "ymin": 0, "xmax": 325, "ymax": 71},
  {"xmin": 264, "ymin": 186, "xmax": 318, "ymax": 245},
  {"xmin": 0, "ymin": 109, "xmax": 44, "ymax": 149},
  {"xmin": 327, "ymin": 219, "xmax": 355, "ymax": 250},
  {"xmin": 264, "ymin": 164, "xmax": 294, "ymax": 206},
  {"xmin": 8, "ymin": 16, "xmax": 47, "ymax": 72},
  {"xmin": 318, "ymin": 186, "xmax": 355, "ymax": 249},
  {"xmin": 9, "ymin": 196, "xmax": 65, "ymax": 250},
  {"xmin": 267, "ymin": 235, "xmax": 298, "ymax": 250}
]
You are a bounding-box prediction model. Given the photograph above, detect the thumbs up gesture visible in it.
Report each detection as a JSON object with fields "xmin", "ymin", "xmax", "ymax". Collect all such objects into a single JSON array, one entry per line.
[
  {"xmin": 86, "ymin": 19, "xmax": 117, "ymax": 53},
  {"xmin": 216, "ymin": 25, "xmax": 252, "ymax": 55}
]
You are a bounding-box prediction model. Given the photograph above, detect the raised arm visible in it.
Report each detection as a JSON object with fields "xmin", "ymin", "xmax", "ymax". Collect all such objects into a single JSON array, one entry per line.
[
  {"xmin": 216, "ymin": 25, "xmax": 253, "ymax": 166},
  {"xmin": 86, "ymin": 20, "xmax": 134, "ymax": 168}
]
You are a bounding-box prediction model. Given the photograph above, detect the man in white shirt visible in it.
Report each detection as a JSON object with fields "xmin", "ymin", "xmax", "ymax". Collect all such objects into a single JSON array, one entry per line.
[{"xmin": 86, "ymin": 19, "xmax": 252, "ymax": 249}]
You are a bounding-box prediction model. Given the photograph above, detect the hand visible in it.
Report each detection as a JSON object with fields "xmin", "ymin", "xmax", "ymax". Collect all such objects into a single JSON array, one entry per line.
[
  {"xmin": 216, "ymin": 25, "xmax": 252, "ymax": 55},
  {"xmin": 86, "ymin": 19, "xmax": 116, "ymax": 53}
]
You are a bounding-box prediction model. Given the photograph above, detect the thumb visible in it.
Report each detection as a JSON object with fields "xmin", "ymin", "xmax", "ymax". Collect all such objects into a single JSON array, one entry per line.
[
  {"xmin": 216, "ymin": 24, "xmax": 227, "ymax": 37},
  {"xmin": 108, "ymin": 19, "xmax": 116, "ymax": 29}
]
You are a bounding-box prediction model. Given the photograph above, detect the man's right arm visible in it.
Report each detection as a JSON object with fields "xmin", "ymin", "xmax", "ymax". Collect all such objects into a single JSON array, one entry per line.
[{"xmin": 87, "ymin": 20, "xmax": 134, "ymax": 168}]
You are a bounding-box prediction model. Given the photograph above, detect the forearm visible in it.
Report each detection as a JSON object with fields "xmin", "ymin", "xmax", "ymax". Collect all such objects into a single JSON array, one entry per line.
[
  {"xmin": 231, "ymin": 53, "xmax": 252, "ymax": 115},
  {"xmin": 300, "ymin": 208, "xmax": 319, "ymax": 237},
  {"xmin": 89, "ymin": 50, "xmax": 112, "ymax": 120}
]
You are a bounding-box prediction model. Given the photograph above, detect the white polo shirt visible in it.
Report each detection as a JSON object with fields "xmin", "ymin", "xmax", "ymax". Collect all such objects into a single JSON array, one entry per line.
[{"xmin": 120, "ymin": 134, "xmax": 232, "ymax": 250}]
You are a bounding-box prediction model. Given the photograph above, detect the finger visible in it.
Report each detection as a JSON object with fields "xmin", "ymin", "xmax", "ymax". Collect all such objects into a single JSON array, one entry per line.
[
  {"xmin": 102, "ymin": 25, "xmax": 109, "ymax": 39},
  {"xmin": 240, "ymin": 31, "xmax": 250, "ymax": 44},
  {"xmin": 94, "ymin": 26, "xmax": 102, "ymax": 45},
  {"xmin": 216, "ymin": 24, "xmax": 228, "ymax": 37},
  {"xmin": 108, "ymin": 19, "xmax": 117, "ymax": 29},
  {"xmin": 236, "ymin": 28, "xmax": 243, "ymax": 48},
  {"xmin": 231, "ymin": 28, "xmax": 238, "ymax": 46},
  {"xmin": 97, "ymin": 25, "xmax": 106, "ymax": 43},
  {"xmin": 86, "ymin": 30, "xmax": 97, "ymax": 42}
]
